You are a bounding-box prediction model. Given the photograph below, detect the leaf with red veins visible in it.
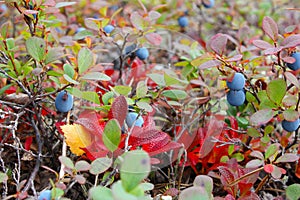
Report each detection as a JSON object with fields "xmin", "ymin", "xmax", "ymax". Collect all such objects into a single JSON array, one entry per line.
[{"xmin": 218, "ymin": 166, "xmax": 238, "ymax": 196}]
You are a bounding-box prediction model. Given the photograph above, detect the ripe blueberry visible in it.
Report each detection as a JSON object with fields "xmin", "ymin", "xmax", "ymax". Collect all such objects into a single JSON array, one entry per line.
[
  {"xmin": 282, "ymin": 119, "xmax": 300, "ymax": 132},
  {"xmin": 227, "ymin": 90, "xmax": 245, "ymax": 106},
  {"xmin": 38, "ymin": 190, "xmax": 51, "ymax": 200},
  {"xmin": 55, "ymin": 90, "xmax": 73, "ymax": 113},
  {"xmin": 202, "ymin": 0, "xmax": 215, "ymax": 8},
  {"xmin": 286, "ymin": 52, "xmax": 300, "ymax": 71},
  {"xmin": 226, "ymin": 72, "xmax": 245, "ymax": 90},
  {"xmin": 178, "ymin": 16, "xmax": 188, "ymax": 28},
  {"xmin": 103, "ymin": 25, "xmax": 114, "ymax": 34},
  {"xmin": 126, "ymin": 112, "xmax": 144, "ymax": 128},
  {"xmin": 136, "ymin": 47, "xmax": 149, "ymax": 60}
]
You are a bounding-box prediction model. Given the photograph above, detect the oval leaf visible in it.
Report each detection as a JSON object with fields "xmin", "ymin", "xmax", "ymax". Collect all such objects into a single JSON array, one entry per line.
[
  {"xmin": 275, "ymin": 153, "xmax": 299, "ymax": 163},
  {"xmin": 89, "ymin": 157, "xmax": 112, "ymax": 175},
  {"xmin": 267, "ymin": 79, "xmax": 286, "ymax": 105},
  {"xmin": 252, "ymin": 40, "xmax": 273, "ymax": 49},
  {"xmin": 81, "ymin": 72, "xmax": 111, "ymax": 81},
  {"xmin": 75, "ymin": 160, "xmax": 91, "ymax": 172},
  {"xmin": 161, "ymin": 90, "xmax": 187, "ymax": 100},
  {"xmin": 59, "ymin": 156, "xmax": 75, "ymax": 169},
  {"xmin": 78, "ymin": 47, "xmax": 94, "ymax": 75},
  {"xmin": 111, "ymin": 95, "xmax": 128, "ymax": 127},
  {"xmin": 145, "ymin": 32, "xmax": 162, "ymax": 46},
  {"xmin": 250, "ymin": 109, "xmax": 274, "ymax": 126},
  {"xmin": 262, "ymin": 16, "xmax": 278, "ymax": 41},
  {"xmin": 26, "ymin": 37, "xmax": 46, "ymax": 62},
  {"xmin": 102, "ymin": 119, "xmax": 121, "ymax": 152},
  {"xmin": 283, "ymin": 109, "xmax": 299, "ymax": 121},
  {"xmin": 120, "ymin": 150, "xmax": 150, "ymax": 192},
  {"xmin": 198, "ymin": 60, "xmax": 221, "ymax": 69},
  {"xmin": 285, "ymin": 71, "xmax": 299, "ymax": 89},
  {"xmin": 286, "ymin": 184, "xmax": 300, "ymax": 200}
]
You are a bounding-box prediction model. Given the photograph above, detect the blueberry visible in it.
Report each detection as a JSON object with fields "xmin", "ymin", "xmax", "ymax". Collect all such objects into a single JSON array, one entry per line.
[
  {"xmin": 227, "ymin": 90, "xmax": 245, "ymax": 106},
  {"xmin": 178, "ymin": 16, "xmax": 188, "ymax": 28},
  {"xmin": 126, "ymin": 112, "xmax": 144, "ymax": 128},
  {"xmin": 226, "ymin": 73, "xmax": 245, "ymax": 90},
  {"xmin": 286, "ymin": 52, "xmax": 300, "ymax": 71},
  {"xmin": 136, "ymin": 47, "xmax": 149, "ymax": 60},
  {"xmin": 38, "ymin": 190, "xmax": 51, "ymax": 200},
  {"xmin": 55, "ymin": 90, "xmax": 73, "ymax": 113},
  {"xmin": 103, "ymin": 25, "xmax": 114, "ymax": 34},
  {"xmin": 202, "ymin": 0, "xmax": 215, "ymax": 8},
  {"xmin": 282, "ymin": 119, "xmax": 300, "ymax": 132}
]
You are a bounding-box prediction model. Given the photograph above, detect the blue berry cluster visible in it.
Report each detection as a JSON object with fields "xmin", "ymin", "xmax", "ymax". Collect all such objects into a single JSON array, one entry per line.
[{"xmin": 226, "ymin": 73, "xmax": 246, "ymax": 106}]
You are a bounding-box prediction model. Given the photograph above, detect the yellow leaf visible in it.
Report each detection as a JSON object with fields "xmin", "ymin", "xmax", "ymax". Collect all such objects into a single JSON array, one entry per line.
[{"xmin": 61, "ymin": 124, "xmax": 92, "ymax": 156}]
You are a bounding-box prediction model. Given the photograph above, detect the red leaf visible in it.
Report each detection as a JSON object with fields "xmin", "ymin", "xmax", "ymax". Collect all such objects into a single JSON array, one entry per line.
[
  {"xmin": 210, "ymin": 33, "xmax": 228, "ymax": 55},
  {"xmin": 218, "ymin": 166, "xmax": 236, "ymax": 184},
  {"xmin": 55, "ymin": 121, "xmax": 66, "ymax": 135},
  {"xmin": 199, "ymin": 117, "xmax": 224, "ymax": 158},
  {"xmin": 239, "ymin": 192, "xmax": 260, "ymax": 200},
  {"xmin": 296, "ymin": 142, "xmax": 300, "ymax": 178},
  {"xmin": 264, "ymin": 164, "xmax": 274, "ymax": 173},
  {"xmin": 252, "ymin": 40, "xmax": 273, "ymax": 49},
  {"xmin": 24, "ymin": 136, "xmax": 33, "ymax": 151},
  {"xmin": 198, "ymin": 60, "xmax": 221, "ymax": 70},
  {"xmin": 262, "ymin": 16, "xmax": 278, "ymax": 41},
  {"xmin": 76, "ymin": 111, "xmax": 105, "ymax": 136},
  {"xmin": 110, "ymin": 95, "xmax": 127, "ymax": 127},
  {"xmin": 145, "ymin": 32, "xmax": 162, "ymax": 46}
]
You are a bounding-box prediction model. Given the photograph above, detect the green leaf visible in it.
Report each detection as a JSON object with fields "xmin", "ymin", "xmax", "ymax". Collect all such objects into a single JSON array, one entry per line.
[
  {"xmin": 63, "ymin": 64, "xmax": 75, "ymax": 78},
  {"xmin": 164, "ymin": 73, "xmax": 180, "ymax": 86},
  {"xmin": 283, "ymin": 109, "xmax": 299, "ymax": 121},
  {"xmin": 266, "ymin": 79, "xmax": 286, "ymax": 105},
  {"xmin": 55, "ymin": 1, "xmax": 77, "ymax": 8},
  {"xmin": 0, "ymin": 84, "xmax": 13, "ymax": 95},
  {"xmin": 136, "ymin": 101, "xmax": 152, "ymax": 112},
  {"xmin": 178, "ymin": 186, "xmax": 210, "ymax": 200},
  {"xmin": 90, "ymin": 186, "xmax": 113, "ymax": 200},
  {"xmin": 63, "ymin": 74, "xmax": 79, "ymax": 85},
  {"xmin": 81, "ymin": 91, "xmax": 100, "ymax": 104},
  {"xmin": 111, "ymin": 181, "xmax": 137, "ymax": 200},
  {"xmin": 113, "ymin": 86, "xmax": 132, "ymax": 96},
  {"xmin": 89, "ymin": 157, "xmax": 112, "ymax": 175},
  {"xmin": 102, "ymin": 91, "xmax": 115, "ymax": 105},
  {"xmin": 193, "ymin": 175, "xmax": 213, "ymax": 195},
  {"xmin": 25, "ymin": 37, "xmax": 46, "ymax": 62},
  {"xmin": 136, "ymin": 81, "xmax": 147, "ymax": 98},
  {"xmin": 75, "ymin": 160, "xmax": 91, "ymax": 172},
  {"xmin": 45, "ymin": 47, "xmax": 64, "ymax": 64},
  {"xmin": 78, "ymin": 47, "xmax": 93, "ymax": 75},
  {"xmin": 102, "ymin": 119, "xmax": 121, "ymax": 152},
  {"xmin": 286, "ymin": 184, "xmax": 300, "ymax": 200},
  {"xmin": 231, "ymin": 153, "xmax": 244, "ymax": 162},
  {"xmin": 265, "ymin": 143, "xmax": 278, "ymax": 160},
  {"xmin": 120, "ymin": 150, "xmax": 150, "ymax": 192},
  {"xmin": 59, "ymin": 156, "xmax": 75, "ymax": 169},
  {"xmin": 161, "ymin": 90, "xmax": 187, "ymax": 100},
  {"xmin": 74, "ymin": 29, "xmax": 93, "ymax": 40},
  {"xmin": 147, "ymin": 73, "xmax": 165, "ymax": 86},
  {"xmin": 250, "ymin": 108, "xmax": 274, "ymax": 126},
  {"xmin": 81, "ymin": 72, "xmax": 111, "ymax": 81}
]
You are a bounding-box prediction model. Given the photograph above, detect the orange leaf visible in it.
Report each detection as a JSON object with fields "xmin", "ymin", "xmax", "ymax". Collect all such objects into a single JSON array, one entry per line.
[{"xmin": 61, "ymin": 124, "xmax": 92, "ymax": 156}]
